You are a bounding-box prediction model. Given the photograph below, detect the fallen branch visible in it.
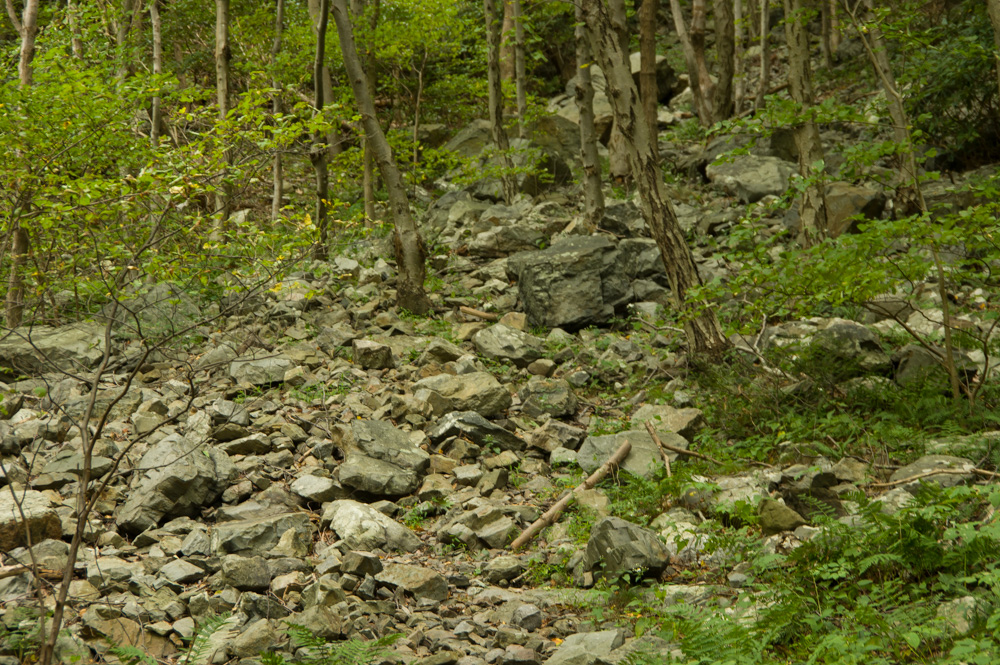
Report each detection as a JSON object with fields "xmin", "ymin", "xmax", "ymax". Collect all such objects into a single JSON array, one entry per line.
[
  {"xmin": 868, "ymin": 467, "xmax": 1000, "ymax": 489},
  {"xmin": 644, "ymin": 421, "xmax": 671, "ymax": 477},
  {"xmin": 0, "ymin": 565, "xmax": 63, "ymax": 581},
  {"xmin": 509, "ymin": 438, "xmax": 632, "ymax": 551},
  {"xmin": 459, "ymin": 306, "xmax": 498, "ymax": 322},
  {"xmin": 642, "ymin": 422, "xmax": 724, "ymax": 466}
]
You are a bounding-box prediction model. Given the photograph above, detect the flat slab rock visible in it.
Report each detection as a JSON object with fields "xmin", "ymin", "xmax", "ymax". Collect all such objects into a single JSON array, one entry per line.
[
  {"xmin": 577, "ymin": 428, "xmax": 688, "ymax": 479},
  {"xmin": 889, "ymin": 454, "xmax": 977, "ymax": 494},
  {"xmin": 0, "ymin": 489, "xmax": 61, "ymax": 551},
  {"xmin": 375, "ymin": 563, "xmax": 449, "ymax": 601}
]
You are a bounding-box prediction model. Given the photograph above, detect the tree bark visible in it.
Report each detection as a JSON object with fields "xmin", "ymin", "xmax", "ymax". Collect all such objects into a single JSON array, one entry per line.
[
  {"xmin": 68, "ymin": 0, "xmax": 84, "ymax": 58},
  {"xmin": 733, "ymin": 0, "xmax": 746, "ymax": 112},
  {"xmin": 607, "ymin": 0, "xmax": 631, "ymax": 181},
  {"xmin": 312, "ymin": 0, "xmax": 331, "ymax": 260},
  {"xmin": 332, "ymin": 0, "xmax": 431, "ymax": 314},
  {"xmin": 711, "ymin": 0, "xmax": 736, "ymax": 122},
  {"xmin": 670, "ymin": 0, "xmax": 716, "ymax": 125},
  {"xmin": 783, "ymin": 0, "xmax": 826, "ymax": 242},
  {"xmin": 272, "ymin": 0, "xmax": 285, "ymax": 222},
  {"xmin": 17, "ymin": 0, "xmax": 38, "ymax": 87},
  {"xmin": 988, "ymin": 0, "xmax": 1000, "ymax": 103},
  {"xmin": 5, "ymin": 226, "xmax": 28, "ymax": 329},
  {"xmin": 575, "ymin": 0, "xmax": 605, "ymax": 230},
  {"xmin": 754, "ymin": 0, "xmax": 771, "ymax": 110},
  {"xmin": 583, "ymin": 0, "xmax": 728, "ymax": 354},
  {"xmin": 150, "ymin": 0, "xmax": 163, "ymax": 146},
  {"xmin": 484, "ymin": 0, "xmax": 517, "ymax": 203},
  {"xmin": 500, "ymin": 0, "xmax": 515, "ymax": 82},
  {"xmin": 215, "ymin": 0, "xmax": 232, "ymax": 222},
  {"xmin": 350, "ymin": 0, "xmax": 380, "ymax": 223},
  {"xmin": 639, "ymin": 0, "xmax": 659, "ymax": 147},
  {"xmin": 512, "ymin": 0, "xmax": 527, "ymax": 137}
]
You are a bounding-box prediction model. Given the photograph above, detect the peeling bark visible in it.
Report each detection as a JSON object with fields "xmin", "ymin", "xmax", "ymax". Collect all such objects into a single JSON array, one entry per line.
[
  {"xmin": 575, "ymin": 0, "xmax": 605, "ymax": 229},
  {"xmin": 484, "ymin": 0, "xmax": 517, "ymax": 203},
  {"xmin": 639, "ymin": 0, "xmax": 659, "ymax": 146}
]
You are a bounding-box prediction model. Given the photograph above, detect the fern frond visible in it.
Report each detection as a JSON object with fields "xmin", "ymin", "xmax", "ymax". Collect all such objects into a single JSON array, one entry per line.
[
  {"xmin": 106, "ymin": 640, "xmax": 158, "ymax": 665},
  {"xmin": 179, "ymin": 612, "xmax": 234, "ymax": 665}
]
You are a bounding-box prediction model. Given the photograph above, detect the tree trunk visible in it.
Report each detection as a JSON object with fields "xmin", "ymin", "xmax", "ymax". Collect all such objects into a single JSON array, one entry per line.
[
  {"xmin": 272, "ymin": 0, "xmax": 285, "ymax": 222},
  {"xmin": 309, "ymin": 0, "xmax": 342, "ymax": 162},
  {"xmin": 215, "ymin": 0, "xmax": 232, "ymax": 222},
  {"xmin": 583, "ymin": 0, "xmax": 728, "ymax": 355},
  {"xmin": 606, "ymin": 0, "xmax": 632, "ymax": 181},
  {"xmin": 783, "ymin": 0, "xmax": 826, "ymax": 243},
  {"xmin": 828, "ymin": 0, "xmax": 840, "ymax": 54},
  {"xmin": 512, "ymin": 0, "xmax": 527, "ymax": 137},
  {"xmin": 733, "ymin": 0, "xmax": 746, "ymax": 112},
  {"xmin": 575, "ymin": 0, "xmax": 605, "ymax": 230},
  {"xmin": 754, "ymin": 0, "xmax": 771, "ymax": 110},
  {"xmin": 484, "ymin": 0, "xmax": 517, "ymax": 203},
  {"xmin": 670, "ymin": 0, "xmax": 717, "ymax": 125},
  {"xmin": 5, "ymin": 226, "xmax": 28, "ymax": 329},
  {"xmin": 500, "ymin": 0, "xmax": 515, "ymax": 82},
  {"xmin": 987, "ymin": 0, "xmax": 1000, "ymax": 100},
  {"xmin": 639, "ymin": 0, "xmax": 659, "ymax": 147},
  {"xmin": 67, "ymin": 0, "xmax": 84, "ymax": 58},
  {"xmin": 332, "ymin": 0, "xmax": 430, "ymax": 314},
  {"xmin": 16, "ymin": 0, "xmax": 39, "ymax": 87},
  {"xmin": 150, "ymin": 0, "xmax": 162, "ymax": 146},
  {"xmin": 312, "ymin": 0, "xmax": 331, "ymax": 260},
  {"xmin": 712, "ymin": 0, "xmax": 736, "ymax": 122}
]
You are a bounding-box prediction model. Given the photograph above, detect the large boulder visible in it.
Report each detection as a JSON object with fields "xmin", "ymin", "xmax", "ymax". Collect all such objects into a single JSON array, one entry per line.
[
  {"xmin": 211, "ymin": 512, "xmax": 315, "ymax": 555},
  {"xmin": 321, "ymin": 500, "xmax": 421, "ymax": 552},
  {"xmin": 507, "ymin": 236, "xmax": 630, "ymax": 330},
  {"xmin": 468, "ymin": 138, "xmax": 573, "ymax": 201},
  {"xmin": 116, "ymin": 434, "xmax": 236, "ymax": 534},
  {"xmin": 473, "ymin": 324, "xmax": 544, "ymax": 368},
  {"xmin": 577, "ymin": 428, "xmax": 688, "ymax": 479},
  {"xmin": 229, "ymin": 355, "xmax": 296, "ymax": 386},
  {"xmin": 543, "ymin": 630, "xmax": 626, "ymax": 665},
  {"xmin": 411, "ymin": 372, "xmax": 511, "ymax": 418},
  {"xmin": 888, "ymin": 455, "xmax": 976, "ymax": 494},
  {"xmin": 375, "ymin": 564, "xmax": 448, "ymax": 602},
  {"xmin": 583, "ymin": 517, "xmax": 670, "ymax": 578},
  {"xmin": 339, "ymin": 420, "xmax": 431, "ymax": 498},
  {"xmin": 824, "ymin": 182, "xmax": 886, "ymax": 237},
  {"xmin": 809, "ymin": 319, "xmax": 891, "ymax": 379},
  {"xmin": 0, "ymin": 489, "xmax": 61, "ymax": 551},
  {"xmin": 705, "ymin": 155, "xmax": 795, "ymax": 203},
  {"xmin": 427, "ymin": 411, "xmax": 524, "ymax": 451},
  {"xmin": 102, "ymin": 282, "xmax": 201, "ymax": 337},
  {"xmin": 0, "ymin": 324, "xmax": 107, "ymax": 377}
]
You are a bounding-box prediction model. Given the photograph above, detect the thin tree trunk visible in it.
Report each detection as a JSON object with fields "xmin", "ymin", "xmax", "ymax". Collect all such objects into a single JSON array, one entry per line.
[
  {"xmin": 755, "ymin": 0, "xmax": 771, "ymax": 110},
  {"xmin": 272, "ymin": 0, "xmax": 285, "ymax": 222},
  {"xmin": 412, "ymin": 50, "xmax": 428, "ymax": 166},
  {"xmin": 820, "ymin": 0, "xmax": 832, "ymax": 67},
  {"xmin": 783, "ymin": 0, "xmax": 826, "ymax": 243},
  {"xmin": 733, "ymin": 0, "xmax": 747, "ymax": 112},
  {"xmin": 350, "ymin": 0, "xmax": 379, "ymax": 223},
  {"xmin": 484, "ymin": 0, "xmax": 517, "ymax": 203},
  {"xmin": 670, "ymin": 0, "xmax": 717, "ymax": 125},
  {"xmin": 607, "ymin": 0, "xmax": 631, "ymax": 181},
  {"xmin": 312, "ymin": 0, "xmax": 331, "ymax": 260},
  {"xmin": 712, "ymin": 0, "xmax": 736, "ymax": 121},
  {"xmin": 575, "ymin": 0, "xmax": 605, "ymax": 230},
  {"xmin": 843, "ymin": 0, "xmax": 961, "ymax": 402},
  {"xmin": 828, "ymin": 0, "xmax": 840, "ymax": 54},
  {"xmin": 500, "ymin": 0, "xmax": 515, "ymax": 82},
  {"xmin": 583, "ymin": 0, "xmax": 728, "ymax": 354},
  {"xmin": 67, "ymin": 0, "xmax": 84, "ymax": 57},
  {"xmin": 639, "ymin": 0, "xmax": 659, "ymax": 147},
  {"xmin": 332, "ymin": 0, "xmax": 431, "ymax": 314},
  {"xmin": 310, "ymin": 0, "xmax": 341, "ymax": 162},
  {"xmin": 17, "ymin": 0, "xmax": 38, "ymax": 87},
  {"xmin": 150, "ymin": 0, "xmax": 162, "ymax": 146},
  {"xmin": 215, "ymin": 0, "xmax": 232, "ymax": 223},
  {"xmin": 513, "ymin": 0, "xmax": 527, "ymax": 137},
  {"xmin": 987, "ymin": 0, "xmax": 1000, "ymax": 104}
]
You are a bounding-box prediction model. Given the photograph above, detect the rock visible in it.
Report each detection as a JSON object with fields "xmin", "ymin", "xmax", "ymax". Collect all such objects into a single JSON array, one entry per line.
[
  {"xmin": 428, "ymin": 411, "xmax": 524, "ymax": 451},
  {"xmin": 888, "ymin": 455, "xmax": 976, "ymax": 494},
  {"xmin": 467, "ymin": 138, "xmax": 572, "ymax": 200},
  {"xmin": 507, "ymin": 236, "xmax": 629, "ymax": 330},
  {"xmin": 339, "ymin": 419, "xmax": 430, "ymax": 497},
  {"xmin": 158, "ymin": 559, "xmax": 207, "ymax": 584},
  {"xmin": 483, "ymin": 555, "xmax": 524, "ymax": 584},
  {"xmin": 0, "ymin": 323, "xmax": 107, "ymax": 377},
  {"xmin": 442, "ymin": 119, "xmax": 493, "ymax": 157},
  {"xmin": 936, "ymin": 596, "xmax": 979, "ymax": 636},
  {"xmin": 474, "ymin": 325, "xmax": 544, "ymax": 368},
  {"xmin": 525, "ymin": 114, "xmax": 582, "ymax": 165},
  {"xmin": 823, "ymin": 182, "xmax": 886, "ymax": 237},
  {"xmin": 211, "ymin": 512, "xmax": 315, "ymax": 555},
  {"xmin": 894, "ymin": 344, "xmax": 975, "ymax": 389},
  {"xmin": 104, "ymin": 282, "xmax": 201, "ymax": 337},
  {"xmin": 519, "ymin": 378, "xmax": 577, "ymax": 418},
  {"xmin": 511, "ymin": 604, "xmax": 543, "ymax": 631},
  {"xmin": 417, "ymin": 338, "xmax": 466, "ymax": 365},
  {"xmin": 412, "ymin": 372, "xmax": 512, "ymax": 418},
  {"xmin": 376, "ymin": 563, "xmax": 449, "ymax": 601},
  {"xmin": 469, "ymin": 222, "xmax": 548, "ymax": 258},
  {"xmin": 116, "ymin": 434, "xmax": 236, "ymax": 535},
  {"xmin": 341, "ymin": 551, "xmax": 383, "ymax": 577},
  {"xmin": 0, "ymin": 489, "xmax": 61, "ymax": 551},
  {"xmin": 353, "ymin": 339, "xmax": 395, "ymax": 369},
  {"xmin": 321, "ymin": 499, "xmax": 421, "ymax": 552},
  {"xmin": 810, "ymin": 319, "xmax": 891, "ymax": 379},
  {"xmin": 221, "ymin": 554, "xmax": 271, "ymax": 591},
  {"xmin": 758, "ymin": 499, "xmax": 807, "ymax": 535},
  {"xmin": 705, "ymin": 155, "xmax": 795, "ymax": 203},
  {"xmin": 630, "ymin": 404, "xmax": 704, "ymax": 441},
  {"xmin": 577, "ymin": 428, "xmax": 688, "ymax": 479},
  {"xmin": 339, "ymin": 454, "xmax": 420, "ymax": 497},
  {"xmin": 229, "ymin": 355, "xmax": 295, "ymax": 386},
  {"xmin": 583, "ymin": 517, "xmax": 670, "ymax": 578},
  {"xmin": 230, "ymin": 618, "xmax": 280, "ymax": 658},
  {"xmin": 290, "ymin": 474, "xmax": 341, "ymax": 503},
  {"xmin": 543, "ymin": 629, "xmax": 625, "ymax": 665},
  {"xmin": 503, "ymin": 645, "xmax": 540, "ymax": 665}
]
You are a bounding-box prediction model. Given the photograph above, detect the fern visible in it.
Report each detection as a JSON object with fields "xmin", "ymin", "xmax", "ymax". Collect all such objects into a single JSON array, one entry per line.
[
  {"xmin": 284, "ymin": 624, "xmax": 402, "ymax": 665},
  {"xmin": 178, "ymin": 613, "xmax": 233, "ymax": 665},
  {"xmin": 106, "ymin": 642, "xmax": 157, "ymax": 665}
]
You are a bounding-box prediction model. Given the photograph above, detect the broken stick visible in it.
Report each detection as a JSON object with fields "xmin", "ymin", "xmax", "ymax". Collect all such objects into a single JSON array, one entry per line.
[
  {"xmin": 509, "ymin": 438, "xmax": 632, "ymax": 551},
  {"xmin": 459, "ymin": 306, "xmax": 499, "ymax": 322},
  {"xmin": 642, "ymin": 421, "xmax": 723, "ymax": 466},
  {"xmin": 644, "ymin": 421, "xmax": 672, "ymax": 477}
]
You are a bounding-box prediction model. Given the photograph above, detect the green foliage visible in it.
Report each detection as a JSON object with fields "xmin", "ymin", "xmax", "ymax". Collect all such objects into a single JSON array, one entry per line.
[
  {"xmin": 0, "ymin": 608, "xmax": 44, "ymax": 662},
  {"xmin": 266, "ymin": 624, "xmax": 401, "ymax": 665}
]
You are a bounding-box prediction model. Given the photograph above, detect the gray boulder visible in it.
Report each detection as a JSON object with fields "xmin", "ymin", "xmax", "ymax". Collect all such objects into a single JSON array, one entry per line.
[
  {"xmin": 229, "ymin": 355, "xmax": 295, "ymax": 386},
  {"xmin": 543, "ymin": 630, "xmax": 626, "ymax": 665},
  {"xmin": 0, "ymin": 489, "xmax": 61, "ymax": 551},
  {"xmin": 824, "ymin": 182, "xmax": 886, "ymax": 237},
  {"xmin": 338, "ymin": 420, "xmax": 431, "ymax": 497},
  {"xmin": 411, "ymin": 372, "xmax": 512, "ymax": 418},
  {"xmin": 810, "ymin": 319, "xmax": 891, "ymax": 379},
  {"xmin": 894, "ymin": 344, "xmax": 975, "ymax": 389},
  {"xmin": 474, "ymin": 325, "xmax": 544, "ymax": 368},
  {"xmin": 321, "ymin": 500, "xmax": 421, "ymax": 552},
  {"xmin": 507, "ymin": 236, "xmax": 630, "ymax": 330},
  {"xmin": 758, "ymin": 499, "xmax": 808, "ymax": 535},
  {"xmin": 0, "ymin": 324, "xmax": 106, "ymax": 377},
  {"xmin": 352, "ymin": 339, "xmax": 394, "ymax": 370},
  {"xmin": 888, "ymin": 455, "xmax": 976, "ymax": 494},
  {"xmin": 468, "ymin": 138, "xmax": 573, "ymax": 201},
  {"xmin": 211, "ymin": 512, "xmax": 315, "ymax": 555},
  {"xmin": 376, "ymin": 564, "xmax": 449, "ymax": 602},
  {"xmin": 116, "ymin": 434, "xmax": 236, "ymax": 534},
  {"xmin": 519, "ymin": 377, "xmax": 577, "ymax": 418},
  {"xmin": 577, "ymin": 428, "xmax": 688, "ymax": 479},
  {"xmin": 103, "ymin": 282, "xmax": 201, "ymax": 337},
  {"xmin": 705, "ymin": 155, "xmax": 795, "ymax": 203},
  {"xmin": 583, "ymin": 517, "xmax": 670, "ymax": 578},
  {"xmin": 630, "ymin": 404, "xmax": 704, "ymax": 441},
  {"xmin": 428, "ymin": 411, "xmax": 524, "ymax": 451}
]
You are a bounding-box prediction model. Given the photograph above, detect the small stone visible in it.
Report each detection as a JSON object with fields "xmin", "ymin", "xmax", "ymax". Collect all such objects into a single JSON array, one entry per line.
[
  {"xmin": 340, "ymin": 551, "xmax": 383, "ymax": 577},
  {"xmin": 526, "ymin": 359, "xmax": 556, "ymax": 377},
  {"xmin": 221, "ymin": 555, "xmax": 271, "ymax": 591},
  {"xmin": 353, "ymin": 339, "xmax": 395, "ymax": 370},
  {"xmin": 158, "ymin": 559, "xmax": 206, "ymax": 584},
  {"xmin": 511, "ymin": 604, "xmax": 542, "ymax": 631},
  {"xmin": 758, "ymin": 499, "xmax": 807, "ymax": 535}
]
